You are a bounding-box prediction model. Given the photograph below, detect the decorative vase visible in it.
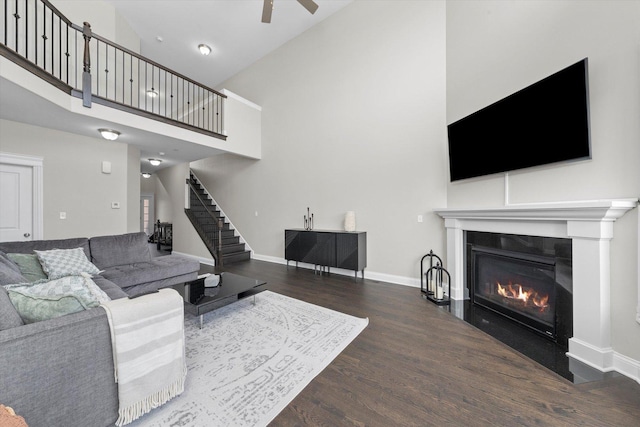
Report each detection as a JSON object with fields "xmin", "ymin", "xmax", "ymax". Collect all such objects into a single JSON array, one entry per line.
[{"xmin": 344, "ymin": 211, "xmax": 356, "ymax": 232}]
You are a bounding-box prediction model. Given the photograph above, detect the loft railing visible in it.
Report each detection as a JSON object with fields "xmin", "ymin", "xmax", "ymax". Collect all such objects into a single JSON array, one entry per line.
[
  {"xmin": 1, "ymin": 0, "xmax": 76, "ymax": 92},
  {"xmin": 0, "ymin": 0, "xmax": 226, "ymax": 139}
]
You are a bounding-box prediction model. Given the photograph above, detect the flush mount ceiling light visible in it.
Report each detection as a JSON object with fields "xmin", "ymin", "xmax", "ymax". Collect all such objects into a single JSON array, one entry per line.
[
  {"xmin": 148, "ymin": 158, "xmax": 162, "ymax": 166},
  {"xmin": 146, "ymin": 89, "xmax": 159, "ymax": 98},
  {"xmin": 98, "ymin": 128, "xmax": 120, "ymax": 141},
  {"xmin": 141, "ymin": 172, "xmax": 152, "ymax": 179},
  {"xmin": 198, "ymin": 44, "xmax": 211, "ymax": 56}
]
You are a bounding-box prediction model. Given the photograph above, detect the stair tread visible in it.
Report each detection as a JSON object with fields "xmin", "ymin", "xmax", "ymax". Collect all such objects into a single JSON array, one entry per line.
[
  {"xmin": 188, "ymin": 173, "xmax": 250, "ymax": 265},
  {"xmin": 221, "ymin": 251, "xmax": 251, "ymax": 264}
]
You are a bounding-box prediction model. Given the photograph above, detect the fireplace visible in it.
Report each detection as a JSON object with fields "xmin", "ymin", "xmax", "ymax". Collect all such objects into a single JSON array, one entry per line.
[
  {"xmin": 435, "ymin": 199, "xmax": 637, "ymax": 380},
  {"xmin": 467, "ymin": 232, "xmax": 572, "ymax": 349}
]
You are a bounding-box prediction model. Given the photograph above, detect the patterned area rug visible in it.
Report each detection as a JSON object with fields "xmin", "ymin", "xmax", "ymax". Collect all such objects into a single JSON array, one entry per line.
[{"xmin": 129, "ymin": 290, "xmax": 368, "ymax": 427}]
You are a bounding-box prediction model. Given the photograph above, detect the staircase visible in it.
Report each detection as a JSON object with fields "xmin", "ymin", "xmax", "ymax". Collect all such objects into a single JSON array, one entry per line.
[{"xmin": 185, "ymin": 172, "xmax": 251, "ymax": 265}]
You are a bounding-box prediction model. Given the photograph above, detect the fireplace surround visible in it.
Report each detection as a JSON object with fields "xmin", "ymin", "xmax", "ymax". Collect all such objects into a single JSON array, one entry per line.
[{"xmin": 435, "ymin": 199, "xmax": 637, "ymax": 377}]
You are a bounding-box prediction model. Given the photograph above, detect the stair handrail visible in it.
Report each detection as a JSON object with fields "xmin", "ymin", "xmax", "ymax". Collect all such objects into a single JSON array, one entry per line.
[
  {"xmin": 1, "ymin": 0, "xmax": 226, "ymax": 139},
  {"xmin": 186, "ymin": 178, "xmax": 224, "ymax": 267}
]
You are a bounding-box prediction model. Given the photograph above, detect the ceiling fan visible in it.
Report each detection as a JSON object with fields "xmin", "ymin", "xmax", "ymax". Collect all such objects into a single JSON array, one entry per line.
[{"xmin": 262, "ymin": 0, "xmax": 319, "ymax": 23}]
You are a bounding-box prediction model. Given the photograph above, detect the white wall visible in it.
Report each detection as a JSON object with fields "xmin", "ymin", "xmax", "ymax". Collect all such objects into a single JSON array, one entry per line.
[
  {"xmin": 140, "ymin": 173, "xmax": 157, "ymax": 195},
  {"xmin": 221, "ymin": 90, "xmax": 262, "ymax": 160},
  {"xmin": 0, "ymin": 119, "xmax": 131, "ymax": 238},
  {"xmin": 126, "ymin": 144, "xmax": 140, "ymax": 232},
  {"xmin": 446, "ymin": 0, "xmax": 640, "ymax": 366},
  {"xmin": 53, "ymin": 0, "xmax": 140, "ymax": 52},
  {"xmin": 156, "ymin": 164, "xmax": 211, "ymax": 261},
  {"xmin": 189, "ymin": 0, "xmax": 448, "ymax": 284},
  {"xmin": 144, "ymin": 171, "xmax": 172, "ymax": 247},
  {"xmin": 139, "ymin": 173, "xmax": 173, "ymax": 236}
]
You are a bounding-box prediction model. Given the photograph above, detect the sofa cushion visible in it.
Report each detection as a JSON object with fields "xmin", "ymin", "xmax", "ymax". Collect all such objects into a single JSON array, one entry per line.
[
  {"xmin": 0, "ymin": 252, "xmax": 28, "ymax": 286},
  {"xmin": 89, "ymin": 232, "xmax": 151, "ymax": 269},
  {"xmin": 92, "ymin": 276, "xmax": 128, "ymax": 300},
  {"xmin": 124, "ymin": 273, "xmax": 198, "ymax": 297},
  {"xmin": 6, "ymin": 253, "xmax": 47, "ymax": 283},
  {"xmin": 0, "ymin": 237, "xmax": 90, "ymax": 259},
  {"xmin": 5, "ymin": 275, "xmax": 110, "ymax": 324},
  {"xmin": 99, "ymin": 255, "xmax": 199, "ymax": 289},
  {"xmin": 0, "ymin": 286, "xmax": 24, "ymax": 330},
  {"xmin": 34, "ymin": 248, "xmax": 101, "ymax": 280}
]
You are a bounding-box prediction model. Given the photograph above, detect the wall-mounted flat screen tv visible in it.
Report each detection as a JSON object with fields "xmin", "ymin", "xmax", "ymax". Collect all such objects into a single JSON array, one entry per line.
[{"xmin": 447, "ymin": 58, "xmax": 591, "ymax": 182}]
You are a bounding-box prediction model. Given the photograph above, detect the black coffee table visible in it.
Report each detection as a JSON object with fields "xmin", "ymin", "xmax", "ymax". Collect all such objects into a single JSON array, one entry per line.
[{"xmin": 172, "ymin": 272, "xmax": 267, "ymax": 328}]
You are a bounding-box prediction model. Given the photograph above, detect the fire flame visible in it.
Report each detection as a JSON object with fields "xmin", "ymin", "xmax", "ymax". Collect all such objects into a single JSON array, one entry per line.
[{"xmin": 496, "ymin": 281, "xmax": 549, "ymax": 311}]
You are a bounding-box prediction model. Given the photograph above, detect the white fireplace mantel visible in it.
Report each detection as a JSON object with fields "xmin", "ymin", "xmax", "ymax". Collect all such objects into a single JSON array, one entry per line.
[
  {"xmin": 434, "ymin": 199, "xmax": 637, "ymax": 223},
  {"xmin": 434, "ymin": 199, "xmax": 638, "ymax": 374}
]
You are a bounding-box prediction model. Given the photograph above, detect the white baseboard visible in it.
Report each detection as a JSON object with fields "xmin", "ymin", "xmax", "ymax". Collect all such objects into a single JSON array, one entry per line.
[
  {"xmin": 176, "ymin": 251, "xmax": 421, "ymax": 288},
  {"xmin": 568, "ymin": 337, "xmax": 640, "ymax": 384},
  {"xmin": 252, "ymin": 253, "xmax": 421, "ymax": 287},
  {"xmin": 567, "ymin": 338, "xmax": 615, "ymax": 372},
  {"xmin": 613, "ymin": 351, "xmax": 640, "ymax": 384}
]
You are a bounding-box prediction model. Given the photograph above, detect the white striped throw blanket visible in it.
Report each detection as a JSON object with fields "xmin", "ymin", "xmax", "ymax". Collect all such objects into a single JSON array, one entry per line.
[{"xmin": 101, "ymin": 288, "xmax": 187, "ymax": 426}]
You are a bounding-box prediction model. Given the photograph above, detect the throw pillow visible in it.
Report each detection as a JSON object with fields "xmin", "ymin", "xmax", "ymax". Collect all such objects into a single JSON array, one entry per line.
[
  {"xmin": 6, "ymin": 253, "xmax": 47, "ymax": 283},
  {"xmin": 0, "ymin": 286, "xmax": 24, "ymax": 330},
  {"xmin": 0, "ymin": 251, "xmax": 21, "ymax": 274},
  {"xmin": 34, "ymin": 247, "xmax": 101, "ymax": 280},
  {"xmin": 0, "ymin": 252, "xmax": 28, "ymax": 286},
  {"xmin": 5, "ymin": 275, "xmax": 110, "ymax": 324}
]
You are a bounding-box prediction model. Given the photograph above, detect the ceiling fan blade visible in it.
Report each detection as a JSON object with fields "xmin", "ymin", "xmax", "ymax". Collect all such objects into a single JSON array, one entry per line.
[
  {"xmin": 262, "ymin": 0, "xmax": 273, "ymax": 23},
  {"xmin": 297, "ymin": 0, "xmax": 319, "ymax": 15}
]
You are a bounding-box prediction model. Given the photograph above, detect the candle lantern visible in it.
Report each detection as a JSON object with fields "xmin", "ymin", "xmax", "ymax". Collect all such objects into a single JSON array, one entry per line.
[
  {"xmin": 425, "ymin": 263, "xmax": 451, "ymax": 306},
  {"xmin": 420, "ymin": 250, "xmax": 442, "ymax": 298}
]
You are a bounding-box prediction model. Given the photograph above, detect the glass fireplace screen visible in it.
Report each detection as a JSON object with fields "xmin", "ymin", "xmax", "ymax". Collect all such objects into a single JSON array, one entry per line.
[{"xmin": 472, "ymin": 247, "xmax": 557, "ymax": 338}]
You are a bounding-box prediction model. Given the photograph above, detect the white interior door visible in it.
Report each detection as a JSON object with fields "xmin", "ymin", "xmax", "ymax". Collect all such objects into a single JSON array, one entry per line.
[
  {"xmin": 0, "ymin": 153, "xmax": 43, "ymax": 242},
  {"xmin": 0, "ymin": 163, "xmax": 33, "ymax": 242}
]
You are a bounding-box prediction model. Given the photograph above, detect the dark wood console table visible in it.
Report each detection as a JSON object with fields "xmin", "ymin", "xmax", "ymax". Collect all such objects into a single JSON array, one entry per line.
[{"xmin": 285, "ymin": 229, "xmax": 367, "ymax": 279}]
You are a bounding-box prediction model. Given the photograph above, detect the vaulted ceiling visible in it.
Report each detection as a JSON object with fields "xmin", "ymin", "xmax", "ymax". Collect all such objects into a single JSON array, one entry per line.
[{"xmin": 106, "ymin": 0, "xmax": 353, "ymax": 89}]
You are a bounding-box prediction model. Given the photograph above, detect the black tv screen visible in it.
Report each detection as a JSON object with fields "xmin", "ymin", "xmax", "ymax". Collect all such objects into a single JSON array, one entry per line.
[{"xmin": 447, "ymin": 58, "xmax": 591, "ymax": 181}]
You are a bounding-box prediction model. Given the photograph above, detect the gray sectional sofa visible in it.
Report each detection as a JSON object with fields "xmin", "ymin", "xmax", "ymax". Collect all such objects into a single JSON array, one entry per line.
[{"xmin": 0, "ymin": 232, "xmax": 200, "ymax": 427}]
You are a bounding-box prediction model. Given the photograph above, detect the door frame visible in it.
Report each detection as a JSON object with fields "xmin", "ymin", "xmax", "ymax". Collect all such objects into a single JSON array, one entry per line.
[{"xmin": 0, "ymin": 152, "xmax": 43, "ymax": 240}]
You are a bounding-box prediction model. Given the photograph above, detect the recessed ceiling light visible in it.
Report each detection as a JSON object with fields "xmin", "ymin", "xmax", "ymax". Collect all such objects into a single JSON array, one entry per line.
[
  {"xmin": 146, "ymin": 89, "xmax": 159, "ymax": 98},
  {"xmin": 198, "ymin": 44, "xmax": 212, "ymax": 56},
  {"xmin": 141, "ymin": 172, "xmax": 152, "ymax": 178},
  {"xmin": 148, "ymin": 158, "xmax": 162, "ymax": 166},
  {"xmin": 98, "ymin": 128, "xmax": 120, "ymax": 141}
]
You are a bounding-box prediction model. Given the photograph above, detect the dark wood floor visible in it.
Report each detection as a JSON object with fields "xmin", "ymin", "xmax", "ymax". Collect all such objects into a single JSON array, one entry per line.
[{"xmin": 212, "ymin": 259, "xmax": 640, "ymax": 427}]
